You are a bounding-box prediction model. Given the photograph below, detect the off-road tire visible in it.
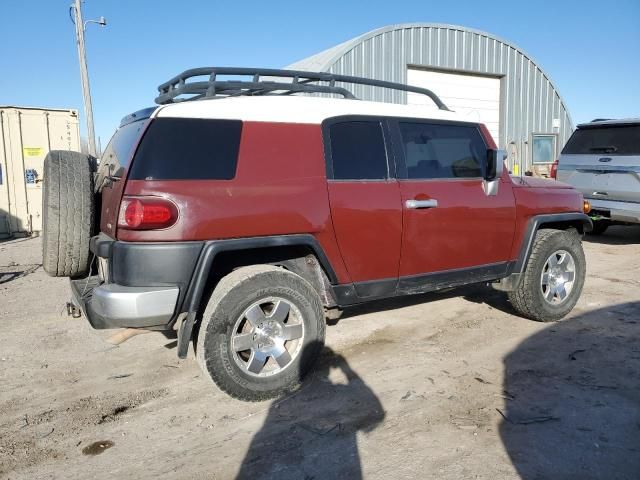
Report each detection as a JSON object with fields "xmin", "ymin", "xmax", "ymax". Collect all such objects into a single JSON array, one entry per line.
[
  {"xmin": 42, "ymin": 150, "xmax": 95, "ymax": 278},
  {"xmin": 587, "ymin": 220, "xmax": 609, "ymax": 236},
  {"xmin": 508, "ymin": 229, "xmax": 586, "ymax": 322},
  {"xmin": 196, "ymin": 265, "xmax": 326, "ymax": 401}
]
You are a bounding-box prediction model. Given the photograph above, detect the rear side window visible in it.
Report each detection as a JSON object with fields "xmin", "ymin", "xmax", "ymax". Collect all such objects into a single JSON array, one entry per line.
[
  {"xmin": 399, "ymin": 122, "xmax": 485, "ymax": 179},
  {"xmin": 101, "ymin": 119, "xmax": 147, "ymax": 173},
  {"xmin": 129, "ymin": 118, "xmax": 242, "ymax": 180},
  {"xmin": 328, "ymin": 121, "xmax": 388, "ymax": 180},
  {"xmin": 562, "ymin": 125, "xmax": 640, "ymax": 155}
]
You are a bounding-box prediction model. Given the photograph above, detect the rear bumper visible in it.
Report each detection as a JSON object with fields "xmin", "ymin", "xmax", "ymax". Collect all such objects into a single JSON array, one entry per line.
[
  {"xmin": 586, "ymin": 197, "xmax": 640, "ymax": 224},
  {"xmin": 70, "ymin": 234, "xmax": 203, "ymax": 330},
  {"xmin": 71, "ymin": 277, "xmax": 179, "ymax": 329}
]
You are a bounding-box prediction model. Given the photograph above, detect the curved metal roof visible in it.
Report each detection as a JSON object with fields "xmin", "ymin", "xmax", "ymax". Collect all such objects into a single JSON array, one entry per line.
[
  {"xmin": 288, "ymin": 23, "xmax": 573, "ymax": 151},
  {"xmin": 290, "ymin": 23, "xmax": 553, "ymax": 78}
]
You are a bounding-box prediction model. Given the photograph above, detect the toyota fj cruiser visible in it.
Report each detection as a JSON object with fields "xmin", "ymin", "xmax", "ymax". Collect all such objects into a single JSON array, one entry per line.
[{"xmin": 42, "ymin": 68, "xmax": 592, "ymax": 401}]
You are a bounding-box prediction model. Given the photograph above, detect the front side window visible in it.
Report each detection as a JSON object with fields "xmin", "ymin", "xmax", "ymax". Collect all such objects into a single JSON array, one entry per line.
[
  {"xmin": 328, "ymin": 121, "xmax": 388, "ymax": 180},
  {"xmin": 532, "ymin": 134, "xmax": 557, "ymax": 164},
  {"xmin": 399, "ymin": 122, "xmax": 485, "ymax": 179}
]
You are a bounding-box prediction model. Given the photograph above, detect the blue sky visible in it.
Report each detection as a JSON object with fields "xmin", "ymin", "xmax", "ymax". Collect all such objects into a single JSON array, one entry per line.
[{"xmin": 2, "ymin": 0, "xmax": 639, "ymax": 145}]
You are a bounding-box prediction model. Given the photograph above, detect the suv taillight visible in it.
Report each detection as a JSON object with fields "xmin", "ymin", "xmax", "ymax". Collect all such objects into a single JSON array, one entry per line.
[
  {"xmin": 550, "ymin": 159, "xmax": 559, "ymax": 179},
  {"xmin": 117, "ymin": 196, "xmax": 178, "ymax": 230}
]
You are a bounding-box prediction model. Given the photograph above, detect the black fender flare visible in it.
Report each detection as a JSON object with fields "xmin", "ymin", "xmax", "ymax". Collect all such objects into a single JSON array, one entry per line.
[
  {"xmin": 176, "ymin": 234, "xmax": 337, "ymax": 358},
  {"xmin": 513, "ymin": 213, "xmax": 592, "ymax": 273},
  {"xmin": 492, "ymin": 212, "xmax": 591, "ymax": 292}
]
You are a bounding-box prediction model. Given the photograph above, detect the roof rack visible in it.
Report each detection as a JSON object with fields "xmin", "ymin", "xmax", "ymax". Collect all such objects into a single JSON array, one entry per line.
[{"xmin": 155, "ymin": 67, "xmax": 450, "ymax": 111}]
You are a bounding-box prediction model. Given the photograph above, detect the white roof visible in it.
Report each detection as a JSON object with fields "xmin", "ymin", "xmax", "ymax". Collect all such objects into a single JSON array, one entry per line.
[
  {"xmin": 578, "ymin": 118, "xmax": 640, "ymax": 128},
  {"xmin": 154, "ymin": 95, "xmax": 463, "ymax": 125}
]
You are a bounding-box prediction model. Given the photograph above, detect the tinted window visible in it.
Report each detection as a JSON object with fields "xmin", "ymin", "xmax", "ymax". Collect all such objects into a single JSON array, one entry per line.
[
  {"xmin": 399, "ymin": 123, "xmax": 485, "ymax": 179},
  {"xmin": 329, "ymin": 121, "xmax": 388, "ymax": 180},
  {"xmin": 129, "ymin": 118, "xmax": 242, "ymax": 180},
  {"xmin": 562, "ymin": 125, "xmax": 640, "ymax": 155},
  {"xmin": 101, "ymin": 119, "xmax": 147, "ymax": 173}
]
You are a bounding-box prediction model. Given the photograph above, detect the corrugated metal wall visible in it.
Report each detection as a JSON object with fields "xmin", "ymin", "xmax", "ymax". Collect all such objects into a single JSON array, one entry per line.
[{"xmin": 290, "ymin": 24, "xmax": 573, "ymax": 174}]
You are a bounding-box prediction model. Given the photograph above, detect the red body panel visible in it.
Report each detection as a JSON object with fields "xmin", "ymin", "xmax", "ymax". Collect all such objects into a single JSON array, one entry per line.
[
  {"xmin": 508, "ymin": 180, "xmax": 583, "ymax": 262},
  {"xmin": 398, "ymin": 173, "xmax": 516, "ymax": 276},
  {"xmin": 327, "ymin": 181, "xmax": 402, "ymax": 282},
  {"xmin": 100, "ymin": 175, "xmax": 127, "ymax": 238},
  {"xmin": 118, "ymin": 121, "xmax": 351, "ymax": 283},
  {"xmin": 101, "ymin": 117, "xmax": 585, "ymax": 288}
]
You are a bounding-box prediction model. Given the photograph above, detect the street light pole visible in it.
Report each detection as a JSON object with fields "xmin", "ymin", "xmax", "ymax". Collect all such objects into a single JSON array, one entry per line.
[{"xmin": 71, "ymin": 0, "xmax": 105, "ymax": 157}]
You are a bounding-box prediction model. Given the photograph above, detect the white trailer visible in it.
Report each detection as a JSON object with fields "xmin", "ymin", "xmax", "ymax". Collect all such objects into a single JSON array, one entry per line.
[{"xmin": 0, "ymin": 106, "xmax": 81, "ymax": 237}]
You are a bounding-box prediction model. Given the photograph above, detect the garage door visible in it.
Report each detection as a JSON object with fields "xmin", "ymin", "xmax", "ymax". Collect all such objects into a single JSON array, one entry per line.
[{"xmin": 407, "ymin": 68, "xmax": 501, "ymax": 146}]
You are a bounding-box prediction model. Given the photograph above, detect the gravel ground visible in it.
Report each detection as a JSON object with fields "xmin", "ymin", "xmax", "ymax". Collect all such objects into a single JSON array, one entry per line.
[{"xmin": 1, "ymin": 227, "xmax": 639, "ymax": 480}]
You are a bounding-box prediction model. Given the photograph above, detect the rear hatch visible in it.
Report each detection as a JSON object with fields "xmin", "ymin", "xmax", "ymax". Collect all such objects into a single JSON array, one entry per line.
[
  {"xmin": 95, "ymin": 108, "xmax": 156, "ymax": 238},
  {"xmin": 557, "ymin": 122, "xmax": 640, "ymax": 203}
]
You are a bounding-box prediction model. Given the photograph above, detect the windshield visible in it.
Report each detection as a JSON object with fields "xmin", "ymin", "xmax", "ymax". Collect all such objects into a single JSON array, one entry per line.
[{"xmin": 562, "ymin": 125, "xmax": 640, "ymax": 155}]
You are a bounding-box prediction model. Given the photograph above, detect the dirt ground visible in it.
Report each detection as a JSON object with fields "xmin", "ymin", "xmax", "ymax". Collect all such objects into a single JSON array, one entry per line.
[{"xmin": 1, "ymin": 227, "xmax": 639, "ymax": 480}]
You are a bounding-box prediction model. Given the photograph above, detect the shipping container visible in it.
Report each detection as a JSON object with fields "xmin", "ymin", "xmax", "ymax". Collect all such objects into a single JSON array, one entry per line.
[{"xmin": 0, "ymin": 106, "xmax": 81, "ymax": 237}]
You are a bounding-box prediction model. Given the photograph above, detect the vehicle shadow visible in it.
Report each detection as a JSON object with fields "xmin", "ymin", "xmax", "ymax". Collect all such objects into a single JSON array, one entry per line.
[
  {"xmin": 338, "ymin": 283, "xmax": 516, "ymax": 322},
  {"xmin": 0, "ymin": 264, "xmax": 40, "ymax": 284},
  {"xmin": 582, "ymin": 225, "xmax": 640, "ymax": 245},
  {"xmin": 500, "ymin": 301, "xmax": 640, "ymax": 479},
  {"xmin": 235, "ymin": 343, "xmax": 385, "ymax": 480}
]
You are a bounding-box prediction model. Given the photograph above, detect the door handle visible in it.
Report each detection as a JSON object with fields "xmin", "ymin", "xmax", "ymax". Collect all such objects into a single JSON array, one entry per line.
[{"xmin": 405, "ymin": 199, "xmax": 438, "ymax": 209}]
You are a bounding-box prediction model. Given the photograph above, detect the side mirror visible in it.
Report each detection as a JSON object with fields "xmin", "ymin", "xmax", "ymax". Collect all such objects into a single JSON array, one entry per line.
[
  {"xmin": 486, "ymin": 149, "xmax": 506, "ymax": 181},
  {"xmin": 483, "ymin": 149, "xmax": 506, "ymax": 196}
]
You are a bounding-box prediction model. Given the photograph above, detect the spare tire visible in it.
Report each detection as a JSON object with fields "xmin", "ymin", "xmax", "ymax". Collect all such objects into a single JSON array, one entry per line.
[{"xmin": 42, "ymin": 150, "xmax": 95, "ymax": 278}]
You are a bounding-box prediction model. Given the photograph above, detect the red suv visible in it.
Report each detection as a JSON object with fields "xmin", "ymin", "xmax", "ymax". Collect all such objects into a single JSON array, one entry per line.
[{"xmin": 42, "ymin": 68, "xmax": 592, "ymax": 401}]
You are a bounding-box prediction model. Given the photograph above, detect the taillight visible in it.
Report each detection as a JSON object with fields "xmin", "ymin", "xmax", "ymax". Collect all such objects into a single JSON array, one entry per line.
[
  {"xmin": 550, "ymin": 159, "xmax": 559, "ymax": 179},
  {"xmin": 117, "ymin": 196, "xmax": 178, "ymax": 230}
]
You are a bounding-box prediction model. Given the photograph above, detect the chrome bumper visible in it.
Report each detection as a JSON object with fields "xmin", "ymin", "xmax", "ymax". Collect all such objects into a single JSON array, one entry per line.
[
  {"xmin": 587, "ymin": 198, "xmax": 640, "ymax": 224},
  {"xmin": 93, "ymin": 284, "xmax": 179, "ymax": 324},
  {"xmin": 71, "ymin": 276, "xmax": 179, "ymax": 329}
]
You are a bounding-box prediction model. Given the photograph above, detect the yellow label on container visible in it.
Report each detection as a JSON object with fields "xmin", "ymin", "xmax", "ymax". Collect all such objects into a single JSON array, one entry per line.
[
  {"xmin": 23, "ymin": 147, "xmax": 44, "ymax": 157},
  {"xmin": 513, "ymin": 164, "xmax": 519, "ymax": 175}
]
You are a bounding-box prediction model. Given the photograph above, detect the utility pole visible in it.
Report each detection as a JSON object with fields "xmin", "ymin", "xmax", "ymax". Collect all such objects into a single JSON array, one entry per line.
[{"xmin": 71, "ymin": 0, "xmax": 106, "ymax": 157}]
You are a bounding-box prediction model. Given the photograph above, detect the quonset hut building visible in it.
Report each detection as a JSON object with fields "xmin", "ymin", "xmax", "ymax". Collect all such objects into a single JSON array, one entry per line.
[{"xmin": 288, "ymin": 23, "xmax": 573, "ymax": 177}]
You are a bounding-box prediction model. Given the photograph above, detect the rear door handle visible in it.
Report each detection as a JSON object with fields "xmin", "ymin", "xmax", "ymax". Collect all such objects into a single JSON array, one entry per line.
[{"xmin": 405, "ymin": 199, "xmax": 438, "ymax": 209}]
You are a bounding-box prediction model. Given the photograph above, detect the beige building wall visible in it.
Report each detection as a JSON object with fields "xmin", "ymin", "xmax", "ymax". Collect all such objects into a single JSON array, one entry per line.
[{"xmin": 0, "ymin": 106, "xmax": 80, "ymax": 237}]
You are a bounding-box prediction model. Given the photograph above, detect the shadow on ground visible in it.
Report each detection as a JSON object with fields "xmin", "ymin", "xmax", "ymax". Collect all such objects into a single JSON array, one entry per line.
[
  {"xmin": 236, "ymin": 344, "xmax": 384, "ymax": 479},
  {"xmin": 500, "ymin": 301, "xmax": 640, "ymax": 479},
  {"xmin": 339, "ymin": 283, "xmax": 498, "ymax": 322},
  {"xmin": 0, "ymin": 263, "xmax": 40, "ymax": 284},
  {"xmin": 583, "ymin": 225, "xmax": 640, "ymax": 245}
]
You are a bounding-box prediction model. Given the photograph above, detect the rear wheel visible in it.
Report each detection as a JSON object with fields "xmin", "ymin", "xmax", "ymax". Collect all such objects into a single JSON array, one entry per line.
[
  {"xmin": 196, "ymin": 265, "xmax": 325, "ymax": 401},
  {"xmin": 508, "ymin": 229, "xmax": 586, "ymax": 322},
  {"xmin": 42, "ymin": 150, "xmax": 95, "ymax": 278}
]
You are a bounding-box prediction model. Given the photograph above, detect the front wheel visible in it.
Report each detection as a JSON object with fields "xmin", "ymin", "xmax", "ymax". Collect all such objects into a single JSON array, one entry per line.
[
  {"xmin": 196, "ymin": 265, "xmax": 325, "ymax": 401},
  {"xmin": 508, "ymin": 229, "xmax": 586, "ymax": 322}
]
